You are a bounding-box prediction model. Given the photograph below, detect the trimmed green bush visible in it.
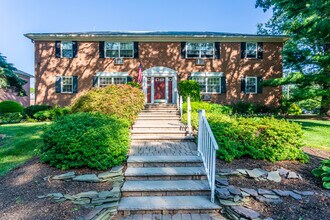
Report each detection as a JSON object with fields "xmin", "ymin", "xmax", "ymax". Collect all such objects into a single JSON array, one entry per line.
[
  {"xmin": 288, "ymin": 103, "xmax": 302, "ymax": 115},
  {"xmin": 312, "ymin": 158, "xmax": 330, "ymax": 189},
  {"xmin": 33, "ymin": 106, "xmax": 71, "ymax": 121},
  {"xmin": 182, "ymin": 101, "xmax": 232, "ymax": 115},
  {"xmin": 71, "ymin": 84, "xmax": 145, "ymax": 124},
  {"xmin": 0, "ymin": 112, "xmax": 23, "ymax": 124},
  {"xmin": 24, "ymin": 104, "xmax": 52, "ymax": 118},
  {"xmin": 40, "ymin": 112, "xmax": 130, "ymax": 170},
  {"xmin": 178, "ymin": 80, "xmax": 201, "ymax": 102},
  {"xmin": 0, "ymin": 100, "xmax": 24, "ymax": 113},
  {"xmin": 231, "ymin": 101, "xmax": 278, "ymax": 115},
  {"xmin": 127, "ymin": 82, "xmax": 142, "ymax": 89}
]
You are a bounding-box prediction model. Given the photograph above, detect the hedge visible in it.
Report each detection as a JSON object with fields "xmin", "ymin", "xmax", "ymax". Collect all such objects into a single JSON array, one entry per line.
[
  {"xmin": 178, "ymin": 80, "xmax": 201, "ymax": 102},
  {"xmin": 40, "ymin": 112, "xmax": 130, "ymax": 170},
  {"xmin": 71, "ymin": 84, "xmax": 145, "ymax": 124},
  {"xmin": 0, "ymin": 100, "xmax": 24, "ymax": 113},
  {"xmin": 24, "ymin": 104, "xmax": 52, "ymax": 118}
]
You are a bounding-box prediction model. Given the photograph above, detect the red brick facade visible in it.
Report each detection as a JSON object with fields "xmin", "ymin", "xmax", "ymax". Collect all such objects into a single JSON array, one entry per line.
[{"xmin": 34, "ymin": 41, "xmax": 283, "ymax": 106}]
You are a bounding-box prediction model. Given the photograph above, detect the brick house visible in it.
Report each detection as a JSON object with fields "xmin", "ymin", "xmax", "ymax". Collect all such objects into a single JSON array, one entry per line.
[
  {"xmin": 0, "ymin": 70, "xmax": 33, "ymax": 107},
  {"xmin": 24, "ymin": 31, "xmax": 287, "ymax": 106}
]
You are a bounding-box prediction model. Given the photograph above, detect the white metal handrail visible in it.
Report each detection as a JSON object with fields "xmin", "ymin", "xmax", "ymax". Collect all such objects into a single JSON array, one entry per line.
[{"xmin": 197, "ymin": 110, "xmax": 218, "ymax": 203}]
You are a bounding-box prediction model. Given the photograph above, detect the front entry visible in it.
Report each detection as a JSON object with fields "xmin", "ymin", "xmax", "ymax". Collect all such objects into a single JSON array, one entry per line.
[{"xmin": 143, "ymin": 67, "xmax": 177, "ymax": 104}]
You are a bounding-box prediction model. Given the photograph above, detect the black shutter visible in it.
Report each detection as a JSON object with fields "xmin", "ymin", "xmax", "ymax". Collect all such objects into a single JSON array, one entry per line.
[
  {"xmin": 215, "ymin": 42, "xmax": 220, "ymax": 59},
  {"xmin": 241, "ymin": 77, "xmax": 246, "ymax": 93},
  {"xmin": 93, "ymin": 76, "xmax": 98, "ymax": 87},
  {"xmin": 99, "ymin": 41, "xmax": 105, "ymax": 58},
  {"xmin": 133, "ymin": 42, "xmax": 139, "ymax": 58},
  {"xmin": 55, "ymin": 76, "xmax": 61, "ymax": 93},
  {"xmin": 127, "ymin": 76, "xmax": 133, "ymax": 83},
  {"xmin": 181, "ymin": 42, "xmax": 186, "ymax": 59},
  {"xmin": 72, "ymin": 41, "xmax": 78, "ymax": 58},
  {"xmin": 257, "ymin": 77, "xmax": 263, "ymax": 93},
  {"xmin": 55, "ymin": 41, "xmax": 61, "ymax": 58},
  {"xmin": 240, "ymin": 42, "xmax": 246, "ymax": 59},
  {"xmin": 221, "ymin": 76, "xmax": 226, "ymax": 94},
  {"xmin": 187, "ymin": 76, "xmax": 192, "ymax": 80},
  {"xmin": 257, "ymin": 42, "xmax": 263, "ymax": 59},
  {"xmin": 73, "ymin": 76, "xmax": 78, "ymax": 93}
]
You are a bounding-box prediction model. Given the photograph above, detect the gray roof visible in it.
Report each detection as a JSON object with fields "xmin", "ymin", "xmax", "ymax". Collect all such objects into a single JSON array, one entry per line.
[
  {"xmin": 14, "ymin": 69, "xmax": 34, "ymax": 78},
  {"xmin": 24, "ymin": 31, "xmax": 288, "ymax": 42}
]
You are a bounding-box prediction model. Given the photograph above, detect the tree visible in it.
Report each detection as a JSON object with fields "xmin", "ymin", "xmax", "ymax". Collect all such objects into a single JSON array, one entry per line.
[
  {"xmin": 0, "ymin": 53, "xmax": 27, "ymax": 96},
  {"xmin": 256, "ymin": 0, "xmax": 330, "ymax": 115}
]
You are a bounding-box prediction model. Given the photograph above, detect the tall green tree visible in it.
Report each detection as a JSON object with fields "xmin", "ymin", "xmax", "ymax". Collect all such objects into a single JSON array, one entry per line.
[
  {"xmin": 256, "ymin": 0, "xmax": 330, "ymax": 115},
  {"xmin": 0, "ymin": 53, "xmax": 27, "ymax": 96}
]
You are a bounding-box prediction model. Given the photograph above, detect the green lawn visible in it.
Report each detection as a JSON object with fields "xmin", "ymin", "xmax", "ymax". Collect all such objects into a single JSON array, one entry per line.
[
  {"xmin": 0, "ymin": 122, "xmax": 49, "ymax": 176},
  {"xmin": 292, "ymin": 119, "xmax": 330, "ymax": 151}
]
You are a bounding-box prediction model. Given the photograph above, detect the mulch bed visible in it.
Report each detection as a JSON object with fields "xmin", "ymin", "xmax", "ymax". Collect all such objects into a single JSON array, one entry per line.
[
  {"xmin": 0, "ymin": 157, "xmax": 114, "ymax": 220},
  {"xmin": 217, "ymin": 147, "xmax": 330, "ymax": 220}
]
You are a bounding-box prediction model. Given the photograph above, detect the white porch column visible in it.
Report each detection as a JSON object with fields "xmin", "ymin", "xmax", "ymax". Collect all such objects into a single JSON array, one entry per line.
[
  {"xmin": 151, "ymin": 77, "xmax": 155, "ymax": 104},
  {"xmin": 173, "ymin": 75, "xmax": 177, "ymax": 104},
  {"xmin": 143, "ymin": 76, "xmax": 147, "ymax": 103},
  {"xmin": 165, "ymin": 77, "xmax": 169, "ymax": 104}
]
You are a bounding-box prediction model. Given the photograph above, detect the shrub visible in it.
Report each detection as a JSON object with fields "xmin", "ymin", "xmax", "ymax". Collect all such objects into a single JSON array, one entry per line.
[
  {"xmin": 71, "ymin": 84, "xmax": 145, "ymax": 124},
  {"xmin": 0, "ymin": 112, "xmax": 23, "ymax": 124},
  {"xmin": 178, "ymin": 80, "xmax": 201, "ymax": 102},
  {"xmin": 182, "ymin": 101, "xmax": 232, "ymax": 115},
  {"xmin": 24, "ymin": 104, "xmax": 52, "ymax": 118},
  {"xmin": 288, "ymin": 103, "xmax": 302, "ymax": 115},
  {"xmin": 231, "ymin": 101, "xmax": 278, "ymax": 115},
  {"xmin": 312, "ymin": 158, "xmax": 330, "ymax": 189},
  {"xmin": 34, "ymin": 106, "xmax": 71, "ymax": 121},
  {"xmin": 0, "ymin": 100, "xmax": 24, "ymax": 113},
  {"xmin": 127, "ymin": 82, "xmax": 142, "ymax": 89},
  {"xmin": 40, "ymin": 112, "xmax": 130, "ymax": 170}
]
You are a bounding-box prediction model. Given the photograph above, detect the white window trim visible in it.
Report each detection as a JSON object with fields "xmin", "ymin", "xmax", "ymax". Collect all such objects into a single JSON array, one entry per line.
[
  {"xmin": 185, "ymin": 42, "xmax": 215, "ymax": 59},
  {"xmin": 61, "ymin": 76, "xmax": 73, "ymax": 93},
  {"xmin": 245, "ymin": 42, "xmax": 258, "ymax": 59},
  {"xmin": 60, "ymin": 41, "xmax": 73, "ymax": 58},
  {"xmin": 98, "ymin": 76, "xmax": 127, "ymax": 87},
  {"xmin": 245, "ymin": 76, "xmax": 258, "ymax": 94},
  {"xmin": 191, "ymin": 72, "xmax": 223, "ymax": 94},
  {"xmin": 104, "ymin": 42, "xmax": 134, "ymax": 58}
]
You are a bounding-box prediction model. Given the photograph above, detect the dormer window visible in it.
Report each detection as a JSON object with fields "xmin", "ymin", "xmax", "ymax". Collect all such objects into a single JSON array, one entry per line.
[
  {"xmin": 186, "ymin": 43, "xmax": 214, "ymax": 58},
  {"xmin": 105, "ymin": 42, "xmax": 134, "ymax": 58}
]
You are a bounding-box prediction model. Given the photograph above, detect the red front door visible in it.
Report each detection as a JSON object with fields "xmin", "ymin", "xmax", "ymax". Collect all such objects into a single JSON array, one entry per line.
[{"xmin": 154, "ymin": 77, "xmax": 165, "ymax": 100}]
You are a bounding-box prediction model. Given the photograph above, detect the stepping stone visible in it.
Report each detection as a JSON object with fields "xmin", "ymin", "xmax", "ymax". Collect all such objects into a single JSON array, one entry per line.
[
  {"xmin": 287, "ymin": 172, "xmax": 300, "ymax": 179},
  {"xmin": 273, "ymin": 189, "xmax": 292, "ymax": 196},
  {"xmin": 227, "ymin": 186, "xmax": 241, "ymax": 195},
  {"xmin": 293, "ymin": 190, "xmax": 314, "ymax": 196},
  {"xmin": 246, "ymin": 168, "xmax": 266, "ymax": 178},
  {"xmin": 218, "ymin": 169, "xmax": 240, "ymax": 176},
  {"xmin": 241, "ymin": 191, "xmax": 250, "ymax": 197},
  {"xmin": 237, "ymin": 169, "xmax": 247, "ymax": 175},
  {"xmin": 240, "ymin": 188, "xmax": 258, "ymax": 197},
  {"xmin": 47, "ymin": 193, "xmax": 63, "ymax": 199},
  {"xmin": 52, "ymin": 172, "xmax": 75, "ymax": 180},
  {"xmin": 233, "ymin": 195, "xmax": 242, "ymax": 202},
  {"xmin": 258, "ymin": 189, "xmax": 275, "ymax": 195},
  {"xmin": 216, "ymin": 188, "xmax": 232, "ymax": 199},
  {"xmin": 218, "ymin": 199, "xmax": 239, "ymax": 206},
  {"xmin": 263, "ymin": 194, "xmax": 280, "ymax": 199},
  {"xmin": 76, "ymin": 191, "xmax": 98, "ymax": 199},
  {"xmin": 256, "ymin": 196, "xmax": 282, "ymax": 204},
  {"xmin": 267, "ymin": 171, "xmax": 281, "ymax": 182},
  {"xmin": 278, "ymin": 167, "xmax": 290, "ymax": 176},
  {"xmin": 111, "ymin": 165, "xmax": 124, "ymax": 173},
  {"xmin": 216, "ymin": 177, "xmax": 229, "ymax": 186},
  {"xmin": 288, "ymin": 191, "xmax": 302, "ymax": 200},
  {"xmin": 98, "ymin": 171, "xmax": 121, "ymax": 179},
  {"xmin": 229, "ymin": 206, "xmax": 261, "ymax": 219},
  {"xmin": 73, "ymin": 174, "xmax": 100, "ymax": 182}
]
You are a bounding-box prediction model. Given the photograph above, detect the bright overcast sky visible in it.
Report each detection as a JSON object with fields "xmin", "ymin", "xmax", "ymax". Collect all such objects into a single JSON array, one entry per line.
[{"xmin": 0, "ymin": 0, "xmax": 272, "ymax": 76}]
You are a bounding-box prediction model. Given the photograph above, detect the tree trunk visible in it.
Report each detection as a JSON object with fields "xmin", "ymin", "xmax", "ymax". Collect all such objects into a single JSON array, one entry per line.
[{"xmin": 320, "ymin": 83, "xmax": 330, "ymax": 116}]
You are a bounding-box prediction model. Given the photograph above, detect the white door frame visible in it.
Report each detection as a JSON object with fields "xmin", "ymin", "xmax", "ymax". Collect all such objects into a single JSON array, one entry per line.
[{"xmin": 142, "ymin": 66, "xmax": 178, "ymax": 104}]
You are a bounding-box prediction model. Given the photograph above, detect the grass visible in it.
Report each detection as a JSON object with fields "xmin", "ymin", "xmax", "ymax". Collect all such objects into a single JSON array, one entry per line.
[
  {"xmin": 0, "ymin": 122, "xmax": 49, "ymax": 176},
  {"xmin": 291, "ymin": 119, "xmax": 330, "ymax": 151}
]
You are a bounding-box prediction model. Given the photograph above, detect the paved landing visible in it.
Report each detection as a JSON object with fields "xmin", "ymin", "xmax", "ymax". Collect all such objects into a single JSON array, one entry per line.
[{"xmin": 118, "ymin": 213, "xmax": 227, "ymax": 220}]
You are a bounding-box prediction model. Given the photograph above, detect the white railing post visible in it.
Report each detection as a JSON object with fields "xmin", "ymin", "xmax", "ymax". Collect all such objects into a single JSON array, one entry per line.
[
  {"xmin": 187, "ymin": 96, "xmax": 192, "ymax": 136},
  {"xmin": 179, "ymin": 95, "xmax": 183, "ymax": 117},
  {"xmin": 176, "ymin": 92, "xmax": 180, "ymax": 110},
  {"xmin": 197, "ymin": 108, "xmax": 218, "ymax": 203}
]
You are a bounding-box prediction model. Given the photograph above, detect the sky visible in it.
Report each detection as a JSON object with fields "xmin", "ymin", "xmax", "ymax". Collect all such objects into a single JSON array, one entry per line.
[{"xmin": 0, "ymin": 0, "xmax": 272, "ymax": 77}]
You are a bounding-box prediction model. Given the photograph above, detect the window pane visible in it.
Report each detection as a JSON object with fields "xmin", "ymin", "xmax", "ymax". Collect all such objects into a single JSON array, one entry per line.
[
  {"xmin": 246, "ymin": 77, "xmax": 257, "ymax": 93},
  {"xmin": 120, "ymin": 50, "xmax": 133, "ymax": 58},
  {"xmin": 246, "ymin": 43, "xmax": 257, "ymax": 58},
  {"xmin": 120, "ymin": 43, "xmax": 133, "ymax": 50},
  {"xmin": 105, "ymin": 42, "xmax": 120, "ymax": 50},
  {"xmin": 62, "ymin": 77, "xmax": 73, "ymax": 93},
  {"xmin": 207, "ymin": 77, "xmax": 220, "ymax": 93},
  {"xmin": 62, "ymin": 49, "xmax": 73, "ymax": 58},
  {"xmin": 105, "ymin": 50, "xmax": 119, "ymax": 58},
  {"xmin": 113, "ymin": 77, "xmax": 126, "ymax": 84},
  {"xmin": 99, "ymin": 77, "xmax": 112, "ymax": 87},
  {"xmin": 186, "ymin": 43, "xmax": 200, "ymax": 58},
  {"xmin": 192, "ymin": 77, "xmax": 206, "ymax": 92},
  {"xmin": 61, "ymin": 42, "xmax": 73, "ymax": 58},
  {"xmin": 62, "ymin": 42, "xmax": 72, "ymax": 50}
]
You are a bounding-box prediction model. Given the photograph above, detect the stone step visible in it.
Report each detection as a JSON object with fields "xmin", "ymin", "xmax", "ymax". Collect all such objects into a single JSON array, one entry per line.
[
  {"xmin": 124, "ymin": 167, "xmax": 206, "ymax": 180},
  {"xmin": 117, "ymin": 196, "xmax": 220, "ymax": 215},
  {"xmin": 131, "ymin": 131, "xmax": 189, "ymax": 138},
  {"xmin": 121, "ymin": 180, "xmax": 210, "ymax": 197},
  {"xmin": 139, "ymin": 113, "xmax": 180, "ymax": 116},
  {"xmin": 132, "ymin": 125, "xmax": 187, "ymax": 131},
  {"xmin": 127, "ymin": 156, "xmax": 203, "ymax": 167},
  {"xmin": 136, "ymin": 118, "xmax": 181, "ymax": 121},
  {"xmin": 131, "ymin": 136, "xmax": 195, "ymax": 142},
  {"xmin": 138, "ymin": 115, "xmax": 181, "ymax": 119},
  {"xmin": 141, "ymin": 109, "xmax": 179, "ymax": 113}
]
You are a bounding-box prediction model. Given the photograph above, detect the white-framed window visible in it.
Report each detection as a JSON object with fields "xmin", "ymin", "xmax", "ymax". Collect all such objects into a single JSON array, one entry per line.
[
  {"xmin": 186, "ymin": 43, "xmax": 214, "ymax": 58},
  {"xmin": 61, "ymin": 41, "xmax": 73, "ymax": 58},
  {"xmin": 98, "ymin": 76, "xmax": 127, "ymax": 87},
  {"xmin": 246, "ymin": 42, "xmax": 258, "ymax": 58},
  {"xmin": 246, "ymin": 77, "xmax": 257, "ymax": 94},
  {"xmin": 104, "ymin": 42, "xmax": 134, "ymax": 58},
  {"xmin": 191, "ymin": 72, "xmax": 222, "ymax": 93},
  {"xmin": 61, "ymin": 76, "xmax": 73, "ymax": 93}
]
